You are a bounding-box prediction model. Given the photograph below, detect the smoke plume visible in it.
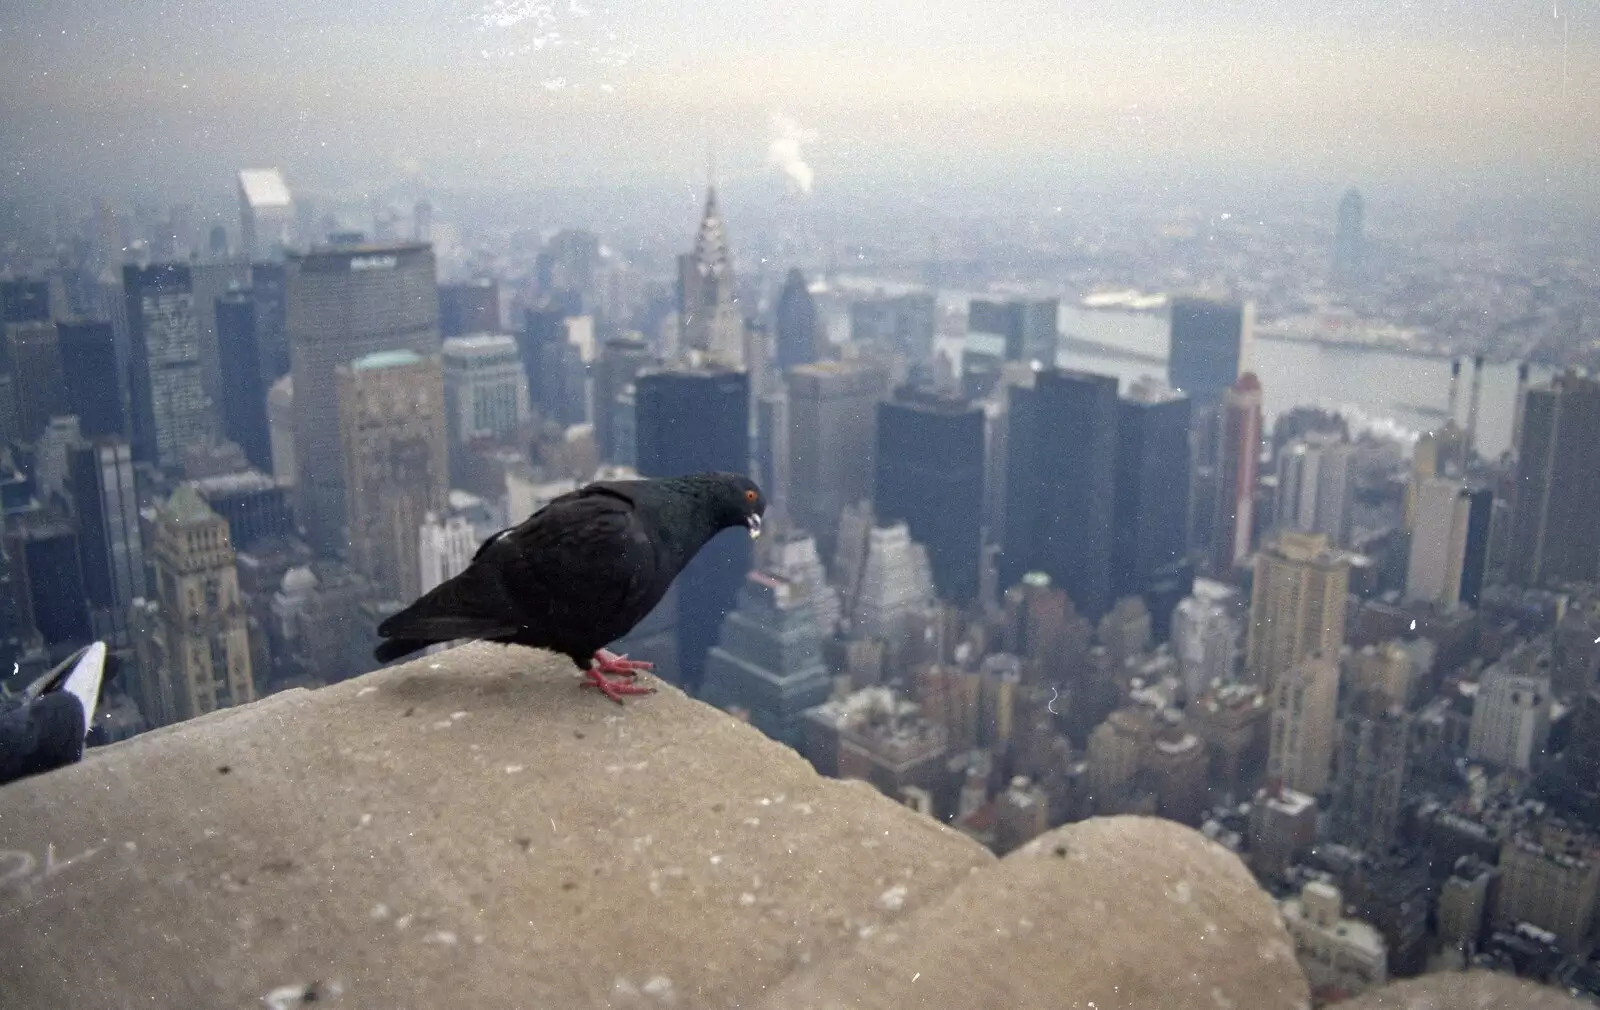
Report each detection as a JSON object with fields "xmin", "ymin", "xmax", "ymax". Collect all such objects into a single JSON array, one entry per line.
[{"xmin": 767, "ymin": 114, "xmax": 818, "ymax": 195}]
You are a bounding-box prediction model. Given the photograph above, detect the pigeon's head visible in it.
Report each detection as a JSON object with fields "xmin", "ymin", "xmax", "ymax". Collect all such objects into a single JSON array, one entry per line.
[{"xmin": 697, "ymin": 472, "xmax": 767, "ymax": 539}]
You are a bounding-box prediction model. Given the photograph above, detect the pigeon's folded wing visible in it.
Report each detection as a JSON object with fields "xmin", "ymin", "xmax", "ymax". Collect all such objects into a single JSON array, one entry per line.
[{"xmin": 494, "ymin": 489, "xmax": 662, "ymax": 627}]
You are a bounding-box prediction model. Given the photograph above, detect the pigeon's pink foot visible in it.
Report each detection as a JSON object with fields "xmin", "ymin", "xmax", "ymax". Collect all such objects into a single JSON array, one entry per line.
[
  {"xmin": 592, "ymin": 649, "xmax": 654, "ymax": 679},
  {"xmin": 581, "ymin": 650, "xmax": 656, "ymax": 705}
]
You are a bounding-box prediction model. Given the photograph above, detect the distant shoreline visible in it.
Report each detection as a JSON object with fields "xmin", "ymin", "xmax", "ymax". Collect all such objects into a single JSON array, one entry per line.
[
  {"xmin": 1061, "ymin": 330, "xmax": 1483, "ymax": 367},
  {"xmin": 1255, "ymin": 330, "xmax": 1460, "ymax": 363}
]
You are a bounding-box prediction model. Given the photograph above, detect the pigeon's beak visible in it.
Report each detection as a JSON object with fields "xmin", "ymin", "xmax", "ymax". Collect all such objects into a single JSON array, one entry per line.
[{"xmin": 746, "ymin": 513, "xmax": 763, "ymax": 539}]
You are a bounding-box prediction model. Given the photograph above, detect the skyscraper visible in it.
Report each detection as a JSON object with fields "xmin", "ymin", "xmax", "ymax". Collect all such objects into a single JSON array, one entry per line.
[
  {"xmin": 124, "ymin": 263, "xmax": 215, "ymax": 471},
  {"xmin": 35, "ymin": 416, "xmax": 80, "ymax": 504},
  {"xmin": 68, "ymin": 438, "xmax": 145, "ymax": 647},
  {"xmin": 190, "ymin": 471, "xmax": 294, "ymax": 551},
  {"xmin": 1003, "ymin": 369, "xmax": 1118, "ymax": 618},
  {"xmin": 1468, "ymin": 651, "xmax": 1552, "ymax": 773},
  {"xmin": 1172, "ymin": 580, "xmax": 1242, "ymax": 700},
  {"xmin": 418, "ymin": 510, "xmax": 482, "ymax": 597},
  {"xmin": 1494, "ymin": 825, "xmax": 1600, "ymax": 954},
  {"xmin": 1212, "ymin": 372, "xmax": 1263, "ymax": 573},
  {"xmin": 774, "ymin": 268, "xmax": 821, "ymax": 371},
  {"xmin": 1246, "ymin": 532, "xmax": 1350, "ymax": 691},
  {"xmin": 441, "ymin": 334, "xmax": 530, "ymax": 447},
  {"xmin": 753, "ymin": 391, "xmax": 789, "ymax": 535},
  {"xmin": 0, "ymin": 279, "xmax": 50, "ymax": 324},
  {"xmin": 843, "ymin": 520, "xmax": 937, "ymax": 644},
  {"xmin": 677, "ymin": 188, "xmax": 743, "ymax": 366},
  {"xmin": 238, "ymin": 169, "xmax": 295, "ymax": 261},
  {"xmin": 6, "ymin": 320, "xmax": 68, "ymax": 442},
  {"xmin": 787, "ymin": 359, "xmax": 890, "ymax": 556},
  {"xmin": 337, "ymin": 350, "xmax": 449, "ymax": 602},
  {"xmin": 1329, "ymin": 691, "xmax": 1410, "ymax": 855},
  {"xmin": 874, "ymin": 386, "xmax": 985, "ymax": 605},
  {"xmin": 701, "ymin": 570, "xmax": 834, "ymax": 748},
  {"xmin": 1113, "ymin": 376, "xmax": 1191, "ymax": 600},
  {"xmin": 968, "ymin": 298, "xmax": 1057, "ymax": 364},
  {"xmin": 189, "ymin": 260, "xmax": 253, "ymax": 412},
  {"xmin": 6, "ymin": 517, "xmax": 91, "ymax": 650},
  {"xmin": 1267, "ymin": 655, "xmax": 1339, "ymax": 796},
  {"xmin": 593, "ymin": 337, "xmax": 655, "ymax": 463},
  {"xmin": 634, "ymin": 366, "xmax": 751, "ymax": 690},
  {"xmin": 438, "ymin": 279, "xmax": 500, "ymax": 337},
  {"xmin": 1509, "ymin": 371, "xmax": 1600, "ymax": 588},
  {"xmin": 1168, "ymin": 297, "xmax": 1249, "ymax": 410},
  {"xmin": 523, "ymin": 313, "xmax": 591, "ymax": 428},
  {"xmin": 130, "ymin": 485, "xmax": 255, "ymax": 728},
  {"xmin": 1406, "ymin": 478, "xmax": 1493, "ymax": 609},
  {"xmin": 56, "ymin": 320, "xmax": 125, "ymax": 438},
  {"xmin": 216, "ymin": 289, "xmax": 273, "ymax": 472},
  {"xmin": 1333, "ymin": 188, "xmax": 1365, "ymax": 283},
  {"xmin": 849, "ymin": 292, "xmax": 936, "ymax": 362},
  {"xmin": 1276, "ymin": 433, "xmax": 1356, "ymax": 547},
  {"xmin": 286, "ymin": 242, "xmax": 440, "ymax": 555},
  {"xmin": 249, "ymin": 260, "xmax": 290, "ymax": 383},
  {"xmin": 267, "ymin": 375, "xmax": 295, "ymax": 487}
]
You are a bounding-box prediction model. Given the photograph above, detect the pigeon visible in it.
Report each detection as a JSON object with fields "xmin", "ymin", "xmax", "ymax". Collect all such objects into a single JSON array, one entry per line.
[{"xmin": 374, "ymin": 471, "xmax": 766, "ymax": 703}]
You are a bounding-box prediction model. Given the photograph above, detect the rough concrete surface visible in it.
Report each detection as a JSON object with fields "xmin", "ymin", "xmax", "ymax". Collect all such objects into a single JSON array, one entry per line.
[
  {"xmin": 0, "ymin": 642, "xmax": 1579, "ymax": 1009},
  {"xmin": 756, "ymin": 815, "xmax": 1312, "ymax": 1010},
  {"xmin": 1329, "ymin": 969, "xmax": 1592, "ymax": 1009},
  {"xmin": 0, "ymin": 642, "xmax": 991, "ymax": 1008}
]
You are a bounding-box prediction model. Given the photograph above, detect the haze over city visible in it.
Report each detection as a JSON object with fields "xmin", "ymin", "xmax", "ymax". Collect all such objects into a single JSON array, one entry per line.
[{"xmin": 3, "ymin": 0, "xmax": 1597, "ymax": 212}]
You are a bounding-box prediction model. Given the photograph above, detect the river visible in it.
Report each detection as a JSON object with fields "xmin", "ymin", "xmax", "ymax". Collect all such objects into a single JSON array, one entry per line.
[{"xmin": 822, "ymin": 281, "xmax": 1549, "ymax": 459}]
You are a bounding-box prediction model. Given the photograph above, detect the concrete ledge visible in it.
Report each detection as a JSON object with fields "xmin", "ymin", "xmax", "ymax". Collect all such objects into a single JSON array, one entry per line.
[
  {"xmin": 1329, "ymin": 970, "xmax": 1591, "ymax": 1009},
  {"xmin": 756, "ymin": 816, "xmax": 1311, "ymax": 1010},
  {"xmin": 0, "ymin": 642, "xmax": 1309, "ymax": 1008}
]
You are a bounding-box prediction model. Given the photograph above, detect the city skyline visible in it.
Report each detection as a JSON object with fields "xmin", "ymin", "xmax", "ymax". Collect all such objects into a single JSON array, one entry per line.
[{"xmin": 1, "ymin": 38, "xmax": 1600, "ymax": 998}]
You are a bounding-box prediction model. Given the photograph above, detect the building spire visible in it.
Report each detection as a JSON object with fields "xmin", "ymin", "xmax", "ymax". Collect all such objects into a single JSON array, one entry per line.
[{"xmin": 706, "ymin": 138, "xmax": 718, "ymax": 204}]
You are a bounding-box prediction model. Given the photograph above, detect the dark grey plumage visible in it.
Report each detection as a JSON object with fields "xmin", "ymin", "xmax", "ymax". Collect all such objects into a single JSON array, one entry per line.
[{"xmin": 374, "ymin": 471, "xmax": 766, "ymax": 669}]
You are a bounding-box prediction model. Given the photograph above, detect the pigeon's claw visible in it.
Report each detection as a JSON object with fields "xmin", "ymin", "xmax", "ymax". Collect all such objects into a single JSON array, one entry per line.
[
  {"xmin": 581, "ymin": 668, "xmax": 656, "ymax": 705},
  {"xmin": 582, "ymin": 650, "xmax": 657, "ymax": 704},
  {"xmin": 593, "ymin": 649, "xmax": 654, "ymax": 679}
]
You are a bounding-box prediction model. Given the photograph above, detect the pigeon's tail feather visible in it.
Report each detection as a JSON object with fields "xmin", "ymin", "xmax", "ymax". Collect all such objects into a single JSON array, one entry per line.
[
  {"xmin": 371, "ymin": 615, "xmax": 521, "ymax": 664},
  {"xmin": 374, "ymin": 568, "xmax": 522, "ymax": 663},
  {"xmin": 374, "ymin": 637, "xmax": 434, "ymax": 665}
]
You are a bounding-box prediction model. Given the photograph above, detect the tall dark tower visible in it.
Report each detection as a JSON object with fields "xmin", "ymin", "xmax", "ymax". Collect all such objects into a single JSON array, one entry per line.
[
  {"xmin": 1003, "ymin": 369, "xmax": 1119, "ymax": 619},
  {"xmin": 1168, "ymin": 297, "xmax": 1245, "ymax": 411},
  {"xmin": 7, "ymin": 320, "xmax": 68, "ymax": 442},
  {"xmin": 774, "ymin": 268, "xmax": 820, "ymax": 372},
  {"xmin": 1, "ymin": 280, "xmax": 50, "ymax": 328},
  {"xmin": 68, "ymin": 438, "xmax": 145, "ymax": 647},
  {"xmin": 873, "ymin": 387, "xmax": 985, "ymax": 605},
  {"xmin": 249, "ymin": 261, "xmax": 290, "ymax": 383},
  {"xmin": 1508, "ymin": 371, "xmax": 1600, "ymax": 588},
  {"xmin": 57, "ymin": 321, "xmax": 126, "ymax": 439},
  {"xmin": 7, "ymin": 518, "xmax": 91, "ymax": 651},
  {"xmin": 1334, "ymin": 187, "xmax": 1365, "ymax": 283},
  {"xmin": 216, "ymin": 289, "xmax": 273, "ymax": 472},
  {"xmin": 1457, "ymin": 486, "xmax": 1493, "ymax": 608},
  {"xmin": 634, "ymin": 365, "xmax": 751, "ymax": 692},
  {"xmin": 1113, "ymin": 378, "xmax": 1192, "ymax": 601}
]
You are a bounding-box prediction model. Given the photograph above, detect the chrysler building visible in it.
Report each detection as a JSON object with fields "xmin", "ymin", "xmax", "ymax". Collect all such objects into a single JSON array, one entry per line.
[{"xmin": 677, "ymin": 187, "xmax": 745, "ymax": 368}]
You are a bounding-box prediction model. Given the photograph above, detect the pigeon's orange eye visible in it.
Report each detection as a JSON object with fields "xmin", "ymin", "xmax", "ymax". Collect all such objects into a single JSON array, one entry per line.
[{"xmin": 744, "ymin": 489, "xmax": 757, "ymax": 503}]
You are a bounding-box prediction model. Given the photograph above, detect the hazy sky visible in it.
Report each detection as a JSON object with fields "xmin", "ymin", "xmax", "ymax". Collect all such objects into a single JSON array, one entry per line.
[{"xmin": 1, "ymin": 0, "xmax": 1595, "ymax": 206}]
